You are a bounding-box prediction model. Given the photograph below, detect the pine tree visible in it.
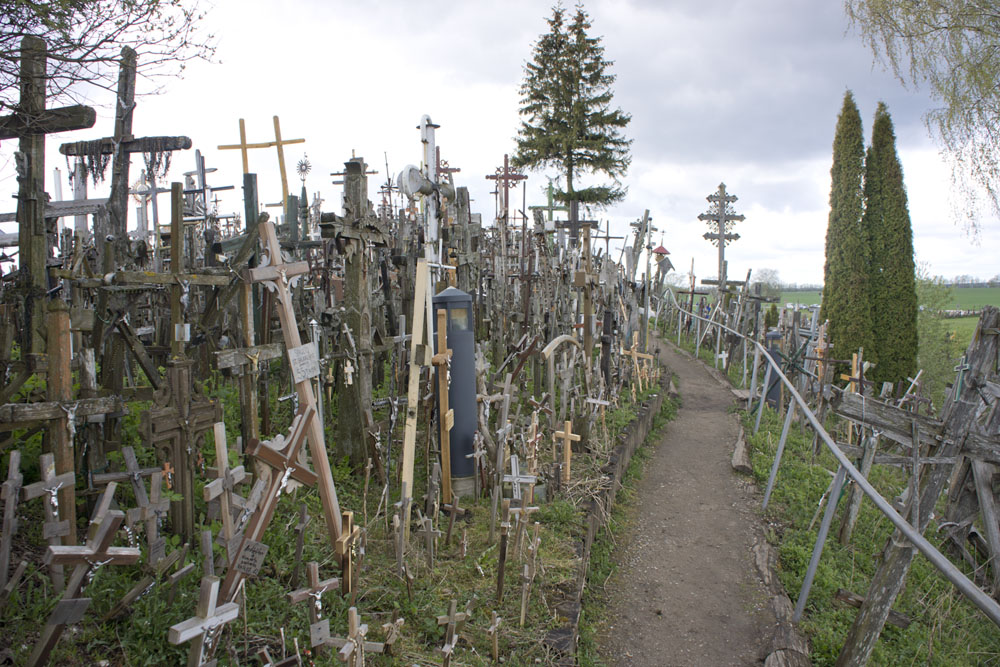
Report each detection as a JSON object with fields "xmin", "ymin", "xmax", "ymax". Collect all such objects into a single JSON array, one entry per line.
[
  {"xmin": 864, "ymin": 103, "xmax": 918, "ymax": 385},
  {"xmin": 821, "ymin": 91, "xmax": 875, "ymax": 370},
  {"xmin": 513, "ymin": 3, "xmax": 631, "ymax": 206}
]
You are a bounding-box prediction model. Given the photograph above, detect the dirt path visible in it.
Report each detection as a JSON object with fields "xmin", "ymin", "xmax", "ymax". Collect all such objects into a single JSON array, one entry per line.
[{"xmin": 596, "ymin": 339, "xmax": 778, "ymax": 666}]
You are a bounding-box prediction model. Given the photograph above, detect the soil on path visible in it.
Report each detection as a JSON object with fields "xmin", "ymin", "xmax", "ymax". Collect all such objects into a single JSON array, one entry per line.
[{"xmin": 596, "ymin": 340, "xmax": 778, "ymax": 666}]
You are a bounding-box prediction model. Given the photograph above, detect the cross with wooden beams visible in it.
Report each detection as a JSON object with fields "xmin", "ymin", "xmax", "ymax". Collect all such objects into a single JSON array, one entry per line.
[
  {"xmin": 487, "ymin": 611, "xmax": 502, "ymax": 662},
  {"xmin": 554, "ymin": 421, "xmax": 581, "ymax": 484},
  {"xmin": 335, "ymin": 510, "xmax": 361, "ymax": 597},
  {"xmin": 287, "ymin": 561, "xmax": 340, "ymax": 627},
  {"xmin": 22, "ymin": 453, "xmax": 75, "ymax": 590},
  {"xmin": 330, "ymin": 607, "xmax": 380, "ymax": 666},
  {"xmin": 28, "ymin": 499, "xmax": 141, "ymax": 667},
  {"xmin": 503, "ymin": 454, "xmax": 537, "ymax": 504},
  {"xmin": 218, "ymin": 116, "xmax": 305, "ymax": 208},
  {"xmin": 593, "ymin": 218, "xmax": 624, "ymax": 257},
  {"xmin": 432, "ymin": 307, "xmax": 456, "ymax": 503},
  {"xmin": 698, "ymin": 182, "xmax": 745, "ymax": 290},
  {"xmin": 1, "ymin": 451, "xmax": 23, "ymax": 592},
  {"xmin": 442, "ymin": 493, "xmax": 467, "ymax": 546},
  {"xmin": 621, "ymin": 331, "xmax": 655, "ymax": 392},
  {"xmin": 246, "ymin": 403, "xmax": 318, "ymax": 491},
  {"xmin": 202, "ymin": 423, "xmax": 247, "ymax": 545},
  {"xmin": 558, "ymin": 200, "xmax": 598, "ymax": 248},
  {"xmin": 59, "ymin": 46, "xmax": 191, "ymax": 261},
  {"xmin": 244, "ymin": 218, "xmax": 343, "ymax": 546},
  {"xmin": 953, "ymin": 355, "xmax": 971, "ymax": 397},
  {"xmin": 168, "ymin": 575, "xmax": 240, "ymax": 667},
  {"xmin": 436, "ymin": 599, "xmax": 470, "ymax": 667},
  {"xmin": 485, "ymin": 154, "xmax": 527, "ymax": 225},
  {"xmin": 125, "ymin": 472, "xmax": 169, "ymax": 562},
  {"xmin": 416, "ymin": 509, "xmax": 443, "ymax": 569},
  {"xmin": 1, "ymin": 36, "xmax": 96, "ymax": 357},
  {"xmin": 436, "ymin": 145, "xmax": 461, "ymax": 183},
  {"xmin": 528, "ymin": 178, "xmax": 569, "ymax": 222},
  {"xmin": 142, "ymin": 358, "xmax": 221, "ymax": 539}
]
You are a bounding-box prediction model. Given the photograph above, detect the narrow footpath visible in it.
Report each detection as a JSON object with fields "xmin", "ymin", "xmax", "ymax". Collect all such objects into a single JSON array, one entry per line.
[{"xmin": 597, "ymin": 339, "xmax": 778, "ymax": 666}]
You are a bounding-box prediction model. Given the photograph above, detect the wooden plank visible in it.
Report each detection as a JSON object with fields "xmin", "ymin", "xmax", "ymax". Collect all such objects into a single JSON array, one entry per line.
[
  {"xmin": 834, "ymin": 589, "xmax": 911, "ymax": 629},
  {"xmin": 400, "ymin": 259, "xmax": 431, "ymax": 540},
  {"xmin": 971, "ymin": 460, "xmax": 1000, "ymax": 593},
  {"xmin": 0, "ymin": 397, "xmax": 124, "ymax": 425}
]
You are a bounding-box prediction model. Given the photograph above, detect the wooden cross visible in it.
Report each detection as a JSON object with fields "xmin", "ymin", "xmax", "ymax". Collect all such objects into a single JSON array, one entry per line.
[
  {"xmin": 520, "ymin": 523, "xmax": 542, "ymax": 626},
  {"xmin": 245, "ymin": 219, "xmax": 342, "ymax": 546},
  {"xmin": 442, "ymin": 493, "xmax": 467, "ymax": 546},
  {"xmin": 218, "ymin": 116, "xmax": 305, "ymax": 207},
  {"xmin": 332, "ymin": 607, "xmax": 370, "ymax": 666},
  {"xmin": 28, "ymin": 499, "xmax": 141, "ymax": 667},
  {"xmin": 436, "ymin": 599, "xmax": 469, "ymax": 667},
  {"xmin": 203, "ymin": 422, "xmax": 247, "ymax": 545},
  {"xmin": 142, "ymin": 358, "xmax": 221, "ymax": 538},
  {"xmin": 335, "ymin": 510, "xmax": 361, "ymax": 597},
  {"xmin": 22, "ymin": 453, "xmax": 74, "ymax": 590},
  {"xmin": 698, "ymin": 182, "xmax": 745, "ymax": 290},
  {"xmin": 380, "ymin": 618, "xmax": 405, "ymax": 657},
  {"xmin": 553, "ymin": 421, "xmax": 581, "ymax": 484},
  {"xmin": 416, "ymin": 510, "xmax": 444, "ymax": 569},
  {"xmin": 485, "ymin": 154, "xmax": 527, "ymax": 224},
  {"xmin": 1, "ymin": 450, "xmax": 23, "ymax": 592},
  {"xmin": 162, "ymin": 461, "xmax": 175, "ymax": 490},
  {"xmin": 497, "ymin": 499, "xmax": 512, "ymax": 603},
  {"xmin": 167, "ymin": 575, "xmax": 240, "ymax": 667},
  {"xmin": 953, "ymin": 355, "xmax": 971, "ymax": 397},
  {"xmin": 433, "ymin": 307, "xmax": 456, "ymax": 504},
  {"xmin": 287, "ymin": 561, "xmax": 340, "ymax": 628},
  {"xmin": 487, "ymin": 611, "xmax": 502, "ymax": 662},
  {"xmin": 125, "ymin": 472, "xmax": 170, "ymax": 564},
  {"xmin": 503, "ymin": 455, "xmax": 537, "ymax": 503},
  {"xmin": 1, "ymin": 36, "xmax": 96, "ymax": 357}
]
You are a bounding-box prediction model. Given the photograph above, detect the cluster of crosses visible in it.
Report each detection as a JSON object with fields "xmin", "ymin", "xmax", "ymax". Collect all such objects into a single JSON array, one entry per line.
[{"xmin": 0, "ymin": 35, "xmax": 673, "ymax": 665}]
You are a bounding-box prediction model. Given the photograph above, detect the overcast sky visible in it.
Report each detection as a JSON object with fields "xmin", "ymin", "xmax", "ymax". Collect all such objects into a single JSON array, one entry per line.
[{"xmin": 2, "ymin": 0, "xmax": 998, "ymax": 285}]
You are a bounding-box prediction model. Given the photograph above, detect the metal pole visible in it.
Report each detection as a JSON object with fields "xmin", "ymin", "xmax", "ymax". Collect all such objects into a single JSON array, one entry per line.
[
  {"xmin": 748, "ymin": 344, "xmax": 761, "ymax": 411},
  {"xmin": 762, "ymin": 401, "xmax": 796, "ymax": 510},
  {"xmin": 793, "ymin": 465, "xmax": 847, "ymax": 622},
  {"xmin": 754, "ymin": 362, "xmax": 772, "ymax": 434}
]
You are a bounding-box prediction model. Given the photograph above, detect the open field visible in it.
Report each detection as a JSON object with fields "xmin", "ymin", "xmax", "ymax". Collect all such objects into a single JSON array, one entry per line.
[{"xmin": 780, "ymin": 286, "xmax": 1000, "ymax": 311}]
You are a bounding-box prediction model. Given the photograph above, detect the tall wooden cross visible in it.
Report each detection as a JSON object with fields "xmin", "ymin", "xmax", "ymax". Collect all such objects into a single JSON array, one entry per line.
[
  {"xmin": 202, "ymin": 423, "xmax": 247, "ymax": 545},
  {"xmin": 22, "ymin": 453, "xmax": 75, "ymax": 591},
  {"xmin": 59, "ymin": 46, "xmax": 191, "ymax": 263},
  {"xmin": 433, "ymin": 307, "xmax": 456, "ymax": 503},
  {"xmin": 485, "ymin": 154, "xmax": 527, "ymax": 226},
  {"xmin": 244, "ymin": 220, "xmax": 344, "ymax": 541},
  {"xmin": 218, "ymin": 116, "xmax": 305, "ymax": 208},
  {"xmin": 1, "ymin": 36, "xmax": 96, "ymax": 357},
  {"xmin": 554, "ymin": 421, "xmax": 581, "ymax": 484},
  {"xmin": 698, "ymin": 182, "xmax": 745, "ymax": 291}
]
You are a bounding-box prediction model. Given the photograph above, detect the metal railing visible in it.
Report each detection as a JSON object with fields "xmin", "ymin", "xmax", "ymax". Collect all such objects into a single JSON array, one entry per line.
[{"xmin": 660, "ymin": 289, "xmax": 1000, "ymax": 627}]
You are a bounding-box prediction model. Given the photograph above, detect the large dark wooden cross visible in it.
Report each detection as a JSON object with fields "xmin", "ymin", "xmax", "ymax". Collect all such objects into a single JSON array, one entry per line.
[
  {"xmin": 557, "ymin": 200, "xmax": 598, "ymax": 248},
  {"xmin": 141, "ymin": 359, "xmax": 221, "ymax": 539},
  {"xmin": 0, "ymin": 36, "xmax": 96, "ymax": 357},
  {"xmin": 58, "ymin": 46, "xmax": 191, "ymax": 262},
  {"xmin": 698, "ymin": 182, "xmax": 745, "ymax": 291}
]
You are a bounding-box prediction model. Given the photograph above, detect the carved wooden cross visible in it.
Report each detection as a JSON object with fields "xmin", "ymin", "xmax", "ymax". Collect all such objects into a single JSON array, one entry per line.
[
  {"xmin": 245, "ymin": 219, "xmax": 343, "ymax": 546},
  {"xmin": 1, "ymin": 36, "xmax": 96, "ymax": 356},
  {"xmin": 287, "ymin": 561, "xmax": 340, "ymax": 628},
  {"xmin": 167, "ymin": 575, "xmax": 240, "ymax": 667},
  {"xmin": 125, "ymin": 471, "xmax": 169, "ymax": 563},
  {"xmin": 143, "ymin": 358, "xmax": 221, "ymax": 538},
  {"xmin": 554, "ymin": 421, "xmax": 581, "ymax": 484},
  {"xmin": 503, "ymin": 455, "xmax": 537, "ymax": 504},
  {"xmin": 485, "ymin": 154, "xmax": 527, "ymax": 224},
  {"xmin": 332, "ymin": 607, "xmax": 370, "ymax": 666}
]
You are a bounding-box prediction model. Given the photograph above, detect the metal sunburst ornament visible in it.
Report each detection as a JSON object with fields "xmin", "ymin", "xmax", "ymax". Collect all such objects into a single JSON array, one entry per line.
[{"xmin": 297, "ymin": 154, "xmax": 311, "ymax": 184}]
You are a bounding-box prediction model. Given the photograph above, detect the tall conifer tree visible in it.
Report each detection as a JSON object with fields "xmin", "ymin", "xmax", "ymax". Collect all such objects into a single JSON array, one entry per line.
[
  {"xmin": 864, "ymin": 103, "xmax": 918, "ymax": 384},
  {"xmin": 822, "ymin": 91, "xmax": 874, "ymax": 367},
  {"xmin": 514, "ymin": 3, "xmax": 631, "ymax": 206}
]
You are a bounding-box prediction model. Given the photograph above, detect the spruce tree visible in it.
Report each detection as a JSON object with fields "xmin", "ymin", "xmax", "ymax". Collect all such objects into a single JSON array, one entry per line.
[
  {"xmin": 864, "ymin": 103, "xmax": 918, "ymax": 385},
  {"xmin": 513, "ymin": 3, "xmax": 631, "ymax": 206},
  {"xmin": 821, "ymin": 91, "xmax": 874, "ymax": 370}
]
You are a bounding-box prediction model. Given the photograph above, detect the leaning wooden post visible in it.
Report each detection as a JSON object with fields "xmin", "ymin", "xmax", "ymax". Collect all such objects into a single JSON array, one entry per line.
[
  {"xmin": 433, "ymin": 308, "xmax": 454, "ymax": 505},
  {"xmin": 46, "ymin": 299, "xmax": 76, "ymax": 544}
]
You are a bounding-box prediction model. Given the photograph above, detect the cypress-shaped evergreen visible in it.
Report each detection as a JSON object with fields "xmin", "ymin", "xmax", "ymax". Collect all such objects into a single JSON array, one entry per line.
[
  {"xmin": 864, "ymin": 102, "xmax": 918, "ymax": 384},
  {"xmin": 822, "ymin": 91, "xmax": 874, "ymax": 369}
]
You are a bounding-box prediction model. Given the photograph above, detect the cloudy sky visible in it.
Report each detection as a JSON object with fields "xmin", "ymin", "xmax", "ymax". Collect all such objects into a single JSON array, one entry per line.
[{"xmin": 3, "ymin": 0, "xmax": 998, "ymax": 285}]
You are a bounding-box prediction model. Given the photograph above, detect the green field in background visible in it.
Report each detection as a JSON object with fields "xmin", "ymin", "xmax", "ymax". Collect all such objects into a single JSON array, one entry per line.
[{"xmin": 779, "ymin": 286, "xmax": 1000, "ymax": 310}]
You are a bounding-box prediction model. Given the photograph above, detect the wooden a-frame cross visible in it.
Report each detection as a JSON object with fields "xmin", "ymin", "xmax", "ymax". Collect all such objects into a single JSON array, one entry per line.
[{"xmin": 218, "ymin": 116, "xmax": 304, "ymax": 208}]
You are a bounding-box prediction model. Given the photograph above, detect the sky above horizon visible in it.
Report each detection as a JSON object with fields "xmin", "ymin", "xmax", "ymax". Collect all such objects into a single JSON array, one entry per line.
[{"xmin": 2, "ymin": 0, "xmax": 998, "ymax": 285}]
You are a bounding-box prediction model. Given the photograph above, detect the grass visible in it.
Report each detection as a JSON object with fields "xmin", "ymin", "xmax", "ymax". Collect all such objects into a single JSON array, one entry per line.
[
  {"xmin": 0, "ymin": 357, "xmax": 668, "ymax": 665},
  {"xmin": 779, "ymin": 286, "xmax": 1000, "ymax": 311}
]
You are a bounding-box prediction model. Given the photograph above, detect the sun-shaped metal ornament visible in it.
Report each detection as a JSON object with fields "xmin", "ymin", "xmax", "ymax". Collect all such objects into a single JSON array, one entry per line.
[{"xmin": 297, "ymin": 154, "xmax": 311, "ymax": 183}]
